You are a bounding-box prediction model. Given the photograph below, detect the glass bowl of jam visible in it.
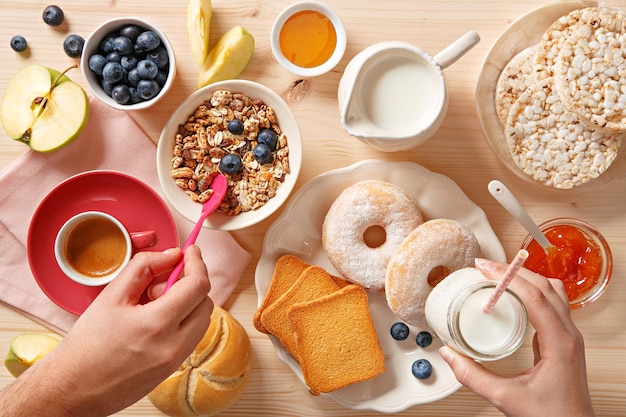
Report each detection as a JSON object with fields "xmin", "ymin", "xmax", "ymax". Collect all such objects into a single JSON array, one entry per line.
[{"xmin": 521, "ymin": 218, "xmax": 612, "ymax": 309}]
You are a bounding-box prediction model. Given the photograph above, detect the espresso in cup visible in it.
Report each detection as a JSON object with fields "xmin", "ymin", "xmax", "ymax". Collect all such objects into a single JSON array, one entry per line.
[{"xmin": 55, "ymin": 211, "xmax": 132, "ymax": 286}]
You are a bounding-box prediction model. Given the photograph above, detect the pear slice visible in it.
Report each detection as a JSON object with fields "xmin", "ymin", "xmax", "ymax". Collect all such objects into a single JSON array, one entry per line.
[
  {"xmin": 0, "ymin": 65, "xmax": 89, "ymax": 152},
  {"xmin": 4, "ymin": 333, "xmax": 60, "ymax": 377},
  {"xmin": 197, "ymin": 26, "xmax": 255, "ymax": 89},
  {"xmin": 187, "ymin": 0, "xmax": 213, "ymax": 66}
]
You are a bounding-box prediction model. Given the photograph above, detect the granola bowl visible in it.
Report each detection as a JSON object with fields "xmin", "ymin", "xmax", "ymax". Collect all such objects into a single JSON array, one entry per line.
[
  {"xmin": 476, "ymin": 0, "xmax": 626, "ymax": 192},
  {"xmin": 156, "ymin": 80, "xmax": 302, "ymax": 231}
]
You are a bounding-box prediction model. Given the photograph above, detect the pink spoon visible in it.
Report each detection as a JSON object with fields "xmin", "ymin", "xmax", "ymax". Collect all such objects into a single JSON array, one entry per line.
[{"xmin": 162, "ymin": 174, "xmax": 228, "ymax": 294}]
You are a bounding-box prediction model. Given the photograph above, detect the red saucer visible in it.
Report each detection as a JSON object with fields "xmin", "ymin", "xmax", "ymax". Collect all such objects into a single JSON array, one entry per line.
[{"xmin": 27, "ymin": 170, "xmax": 178, "ymax": 315}]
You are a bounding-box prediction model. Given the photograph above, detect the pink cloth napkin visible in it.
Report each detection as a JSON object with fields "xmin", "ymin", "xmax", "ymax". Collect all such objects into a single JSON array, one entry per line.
[{"xmin": 0, "ymin": 97, "xmax": 251, "ymax": 335}]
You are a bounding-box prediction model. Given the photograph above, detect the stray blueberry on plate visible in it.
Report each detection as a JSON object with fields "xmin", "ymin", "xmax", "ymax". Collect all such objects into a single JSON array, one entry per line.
[
  {"xmin": 10, "ymin": 35, "xmax": 27, "ymax": 52},
  {"xmin": 390, "ymin": 322, "xmax": 410, "ymax": 341},
  {"xmin": 42, "ymin": 5, "xmax": 64, "ymax": 26},
  {"xmin": 253, "ymin": 143, "xmax": 273, "ymax": 164},
  {"xmin": 415, "ymin": 331, "xmax": 433, "ymax": 348},
  {"xmin": 227, "ymin": 119, "xmax": 244, "ymax": 135},
  {"xmin": 63, "ymin": 34, "xmax": 85, "ymax": 58},
  {"xmin": 257, "ymin": 128, "xmax": 278, "ymax": 150},
  {"xmin": 412, "ymin": 359, "xmax": 433, "ymax": 380},
  {"xmin": 220, "ymin": 154, "xmax": 243, "ymax": 175}
]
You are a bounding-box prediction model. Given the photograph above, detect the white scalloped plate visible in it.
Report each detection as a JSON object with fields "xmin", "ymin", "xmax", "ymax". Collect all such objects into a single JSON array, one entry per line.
[{"xmin": 254, "ymin": 159, "xmax": 505, "ymax": 412}]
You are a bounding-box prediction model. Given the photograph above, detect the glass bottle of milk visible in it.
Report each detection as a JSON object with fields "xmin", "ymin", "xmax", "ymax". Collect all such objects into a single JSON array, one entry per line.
[{"xmin": 425, "ymin": 267, "xmax": 528, "ymax": 361}]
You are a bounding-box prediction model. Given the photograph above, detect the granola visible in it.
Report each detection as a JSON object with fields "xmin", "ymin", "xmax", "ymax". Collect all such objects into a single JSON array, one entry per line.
[{"xmin": 170, "ymin": 90, "xmax": 290, "ymax": 215}]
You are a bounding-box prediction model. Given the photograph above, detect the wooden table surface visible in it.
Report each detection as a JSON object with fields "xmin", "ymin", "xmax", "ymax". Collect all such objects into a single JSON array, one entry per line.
[{"xmin": 1, "ymin": 0, "xmax": 625, "ymax": 415}]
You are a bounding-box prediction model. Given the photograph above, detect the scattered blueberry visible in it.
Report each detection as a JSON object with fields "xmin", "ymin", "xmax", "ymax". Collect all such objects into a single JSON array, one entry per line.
[
  {"xmin": 102, "ymin": 62, "xmax": 124, "ymax": 83},
  {"xmin": 10, "ymin": 35, "xmax": 27, "ymax": 52},
  {"xmin": 136, "ymin": 60, "xmax": 158, "ymax": 79},
  {"xmin": 42, "ymin": 5, "xmax": 64, "ymax": 26},
  {"xmin": 390, "ymin": 322, "xmax": 410, "ymax": 341},
  {"xmin": 227, "ymin": 119, "xmax": 244, "ymax": 135},
  {"xmin": 87, "ymin": 25, "xmax": 170, "ymax": 105},
  {"xmin": 136, "ymin": 79, "xmax": 160, "ymax": 100},
  {"xmin": 135, "ymin": 31, "xmax": 160, "ymax": 51},
  {"xmin": 257, "ymin": 128, "xmax": 278, "ymax": 150},
  {"xmin": 113, "ymin": 36, "xmax": 134, "ymax": 55},
  {"xmin": 220, "ymin": 154, "xmax": 243, "ymax": 175},
  {"xmin": 111, "ymin": 84, "xmax": 131, "ymax": 105},
  {"xmin": 411, "ymin": 359, "xmax": 433, "ymax": 380},
  {"xmin": 415, "ymin": 331, "xmax": 433, "ymax": 348},
  {"xmin": 253, "ymin": 143, "xmax": 273, "ymax": 164},
  {"xmin": 63, "ymin": 34, "xmax": 85, "ymax": 58}
]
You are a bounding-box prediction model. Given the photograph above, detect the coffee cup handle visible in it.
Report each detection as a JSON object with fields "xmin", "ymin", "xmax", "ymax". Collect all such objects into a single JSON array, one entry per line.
[{"xmin": 130, "ymin": 231, "xmax": 158, "ymax": 250}]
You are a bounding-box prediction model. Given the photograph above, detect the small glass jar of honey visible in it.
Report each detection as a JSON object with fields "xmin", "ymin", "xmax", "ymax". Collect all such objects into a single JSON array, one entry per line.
[
  {"xmin": 271, "ymin": 2, "xmax": 346, "ymax": 77},
  {"xmin": 521, "ymin": 218, "xmax": 612, "ymax": 309}
]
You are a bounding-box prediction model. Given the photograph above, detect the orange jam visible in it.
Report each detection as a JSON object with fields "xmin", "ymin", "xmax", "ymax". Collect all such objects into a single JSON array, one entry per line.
[
  {"xmin": 279, "ymin": 10, "xmax": 337, "ymax": 68},
  {"xmin": 524, "ymin": 224, "xmax": 603, "ymax": 302}
]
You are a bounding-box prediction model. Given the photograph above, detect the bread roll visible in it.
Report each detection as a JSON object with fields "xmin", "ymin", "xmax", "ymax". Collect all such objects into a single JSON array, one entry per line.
[{"xmin": 148, "ymin": 305, "xmax": 252, "ymax": 417}]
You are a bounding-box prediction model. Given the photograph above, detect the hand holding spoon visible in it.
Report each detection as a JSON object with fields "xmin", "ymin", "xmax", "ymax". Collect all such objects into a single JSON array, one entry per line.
[
  {"xmin": 162, "ymin": 174, "xmax": 228, "ymax": 294},
  {"xmin": 488, "ymin": 180, "xmax": 553, "ymax": 253}
]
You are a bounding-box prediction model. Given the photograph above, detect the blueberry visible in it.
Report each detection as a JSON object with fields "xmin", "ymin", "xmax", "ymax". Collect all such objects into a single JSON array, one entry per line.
[
  {"xmin": 111, "ymin": 84, "xmax": 131, "ymax": 104},
  {"xmin": 253, "ymin": 143, "xmax": 273, "ymax": 164},
  {"xmin": 135, "ymin": 30, "xmax": 160, "ymax": 52},
  {"xmin": 42, "ymin": 5, "xmax": 64, "ymax": 26},
  {"xmin": 88, "ymin": 54, "xmax": 107, "ymax": 75},
  {"xmin": 10, "ymin": 35, "xmax": 27, "ymax": 52},
  {"xmin": 63, "ymin": 34, "xmax": 85, "ymax": 58},
  {"xmin": 102, "ymin": 61, "xmax": 124, "ymax": 83},
  {"xmin": 415, "ymin": 331, "xmax": 433, "ymax": 348},
  {"xmin": 146, "ymin": 46, "xmax": 169, "ymax": 69},
  {"xmin": 227, "ymin": 119, "xmax": 244, "ymax": 135},
  {"xmin": 136, "ymin": 79, "xmax": 160, "ymax": 100},
  {"xmin": 127, "ymin": 68, "xmax": 141, "ymax": 87},
  {"xmin": 128, "ymin": 87, "xmax": 142, "ymax": 104},
  {"xmin": 220, "ymin": 154, "xmax": 243, "ymax": 175},
  {"xmin": 100, "ymin": 35, "xmax": 116, "ymax": 54},
  {"xmin": 257, "ymin": 128, "xmax": 278, "ymax": 150},
  {"xmin": 121, "ymin": 55, "xmax": 138, "ymax": 71},
  {"xmin": 155, "ymin": 70, "xmax": 167, "ymax": 87},
  {"xmin": 101, "ymin": 80, "xmax": 115, "ymax": 97},
  {"xmin": 113, "ymin": 36, "xmax": 134, "ymax": 55},
  {"xmin": 390, "ymin": 322, "xmax": 410, "ymax": 341},
  {"xmin": 106, "ymin": 51, "xmax": 122, "ymax": 63},
  {"xmin": 136, "ymin": 59, "xmax": 158, "ymax": 79},
  {"xmin": 119, "ymin": 25, "xmax": 142, "ymax": 43},
  {"xmin": 411, "ymin": 359, "xmax": 433, "ymax": 380}
]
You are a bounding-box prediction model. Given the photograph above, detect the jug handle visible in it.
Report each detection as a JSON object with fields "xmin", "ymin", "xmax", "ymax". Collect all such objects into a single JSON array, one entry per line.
[{"xmin": 433, "ymin": 30, "xmax": 480, "ymax": 69}]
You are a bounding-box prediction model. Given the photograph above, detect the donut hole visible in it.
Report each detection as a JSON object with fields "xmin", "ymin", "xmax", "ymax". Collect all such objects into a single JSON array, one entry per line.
[
  {"xmin": 428, "ymin": 265, "xmax": 451, "ymax": 287},
  {"xmin": 363, "ymin": 225, "xmax": 387, "ymax": 248}
]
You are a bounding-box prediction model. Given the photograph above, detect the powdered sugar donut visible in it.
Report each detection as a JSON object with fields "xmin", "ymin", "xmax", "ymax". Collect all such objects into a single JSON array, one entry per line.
[
  {"xmin": 322, "ymin": 180, "xmax": 423, "ymax": 291},
  {"xmin": 385, "ymin": 218, "xmax": 481, "ymax": 326}
]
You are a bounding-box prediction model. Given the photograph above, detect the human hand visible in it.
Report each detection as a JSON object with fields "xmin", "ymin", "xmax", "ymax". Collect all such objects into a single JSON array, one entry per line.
[
  {"xmin": 2, "ymin": 246, "xmax": 213, "ymax": 417},
  {"xmin": 439, "ymin": 258, "xmax": 595, "ymax": 417}
]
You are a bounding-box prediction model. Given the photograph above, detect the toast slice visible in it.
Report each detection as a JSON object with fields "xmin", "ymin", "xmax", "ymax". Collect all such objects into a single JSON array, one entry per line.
[
  {"xmin": 260, "ymin": 265, "xmax": 340, "ymax": 359},
  {"xmin": 254, "ymin": 254, "xmax": 309, "ymax": 333},
  {"xmin": 287, "ymin": 285, "xmax": 386, "ymax": 395}
]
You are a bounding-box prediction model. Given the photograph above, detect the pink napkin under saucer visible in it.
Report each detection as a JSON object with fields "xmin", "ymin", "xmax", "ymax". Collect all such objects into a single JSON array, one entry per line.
[{"xmin": 0, "ymin": 97, "xmax": 251, "ymax": 335}]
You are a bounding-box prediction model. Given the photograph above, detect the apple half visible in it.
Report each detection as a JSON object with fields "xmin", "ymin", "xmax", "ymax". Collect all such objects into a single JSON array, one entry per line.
[
  {"xmin": 4, "ymin": 333, "xmax": 61, "ymax": 377},
  {"xmin": 0, "ymin": 65, "xmax": 89, "ymax": 152}
]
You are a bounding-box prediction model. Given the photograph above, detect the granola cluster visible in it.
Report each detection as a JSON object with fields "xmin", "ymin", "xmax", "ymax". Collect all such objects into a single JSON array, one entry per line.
[{"xmin": 170, "ymin": 90, "xmax": 290, "ymax": 215}]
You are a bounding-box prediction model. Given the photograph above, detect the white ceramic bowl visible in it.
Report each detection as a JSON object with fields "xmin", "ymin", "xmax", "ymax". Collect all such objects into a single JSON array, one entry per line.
[
  {"xmin": 80, "ymin": 17, "xmax": 176, "ymax": 110},
  {"xmin": 156, "ymin": 80, "xmax": 302, "ymax": 231},
  {"xmin": 270, "ymin": 1, "xmax": 346, "ymax": 77}
]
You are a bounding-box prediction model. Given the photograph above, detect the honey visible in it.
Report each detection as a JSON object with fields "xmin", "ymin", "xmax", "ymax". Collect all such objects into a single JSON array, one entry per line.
[{"xmin": 279, "ymin": 10, "xmax": 337, "ymax": 68}]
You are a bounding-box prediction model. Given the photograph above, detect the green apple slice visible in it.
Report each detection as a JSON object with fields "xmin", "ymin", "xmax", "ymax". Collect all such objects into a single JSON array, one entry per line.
[
  {"xmin": 187, "ymin": 0, "xmax": 213, "ymax": 66},
  {"xmin": 4, "ymin": 333, "xmax": 60, "ymax": 377},
  {"xmin": 0, "ymin": 65, "xmax": 89, "ymax": 152},
  {"xmin": 197, "ymin": 26, "xmax": 255, "ymax": 89}
]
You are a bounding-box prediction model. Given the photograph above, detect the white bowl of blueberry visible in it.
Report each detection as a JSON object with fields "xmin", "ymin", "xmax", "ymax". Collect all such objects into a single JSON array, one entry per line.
[
  {"xmin": 156, "ymin": 79, "xmax": 303, "ymax": 231},
  {"xmin": 80, "ymin": 17, "xmax": 175, "ymax": 110}
]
